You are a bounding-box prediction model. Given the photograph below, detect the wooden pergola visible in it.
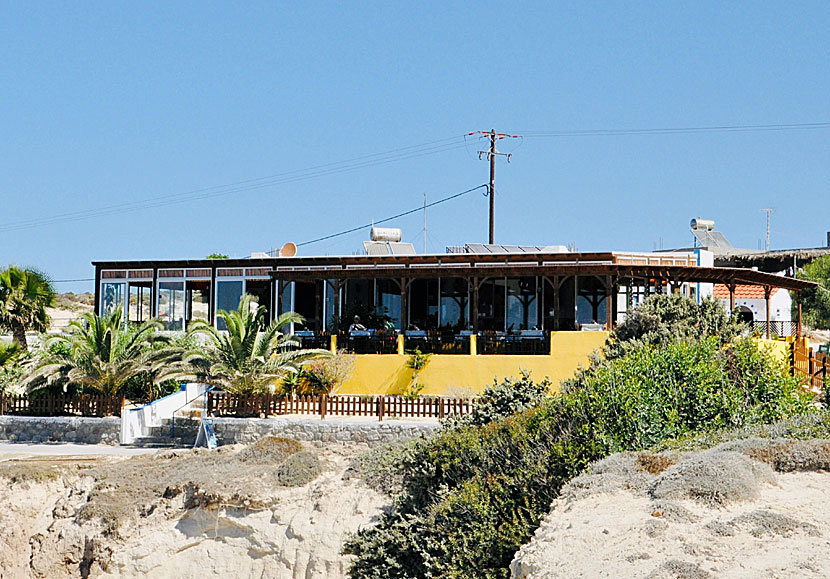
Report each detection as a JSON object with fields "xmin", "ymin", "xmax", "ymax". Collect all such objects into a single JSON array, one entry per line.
[{"xmin": 93, "ymin": 251, "xmax": 817, "ymax": 337}]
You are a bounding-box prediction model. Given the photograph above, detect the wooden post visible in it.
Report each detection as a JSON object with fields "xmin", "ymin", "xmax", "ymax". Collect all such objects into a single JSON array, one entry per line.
[
  {"xmin": 0, "ymin": 392, "xmax": 4, "ymax": 416},
  {"xmin": 330, "ymin": 334, "xmax": 337, "ymax": 354},
  {"xmin": 605, "ymin": 275, "xmax": 614, "ymax": 332},
  {"xmin": 320, "ymin": 393, "xmax": 327, "ymax": 420},
  {"xmin": 728, "ymin": 283, "xmax": 736, "ymax": 315},
  {"xmin": 397, "ymin": 333, "xmax": 405, "ymax": 355},
  {"xmin": 796, "ymin": 291, "xmax": 803, "ymax": 338},
  {"xmin": 469, "ymin": 333, "xmax": 477, "ymax": 356},
  {"xmin": 378, "ymin": 395, "xmax": 384, "ymax": 421},
  {"xmin": 471, "ymin": 277, "xmax": 479, "ymax": 333},
  {"xmin": 764, "ymin": 286, "xmax": 772, "ymax": 339}
]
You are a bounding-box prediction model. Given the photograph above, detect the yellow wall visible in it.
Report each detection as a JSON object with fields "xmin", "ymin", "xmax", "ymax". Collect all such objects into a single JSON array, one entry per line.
[
  {"xmin": 754, "ymin": 338, "xmax": 791, "ymax": 364},
  {"xmin": 337, "ymin": 331, "xmax": 609, "ymax": 396}
]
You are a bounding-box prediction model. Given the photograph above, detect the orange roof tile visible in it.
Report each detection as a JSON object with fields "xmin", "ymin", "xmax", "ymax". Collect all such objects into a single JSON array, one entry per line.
[{"xmin": 712, "ymin": 284, "xmax": 782, "ymax": 300}]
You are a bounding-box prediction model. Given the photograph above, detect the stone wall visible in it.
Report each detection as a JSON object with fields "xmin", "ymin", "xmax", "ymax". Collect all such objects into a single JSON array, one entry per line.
[
  {"xmin": 0, "ymin": 416, "xmax": 121, "ymax": 445},
  {"xmin": 212, "ymin": 417, "xmax": 439, "ymax": 447},
  {"xmin": 0, "ymin": 415, "xmax": 438, "ymax": 448}
]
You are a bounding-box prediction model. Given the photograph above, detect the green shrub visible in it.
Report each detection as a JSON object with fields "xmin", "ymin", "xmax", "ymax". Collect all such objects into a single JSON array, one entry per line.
[
  {"xmin": 606, "ymin": 294, "xmax": 745, "ymax": 360},
  {"xmin": 344, "ymin": 337, "xmax": 811, "ymax": 578},
  {"xmin": 275, "ymin": 450, "xmax": 321, "ymax": 487},
  {"xmin": 346, "ymin": 440, "xmax": 416, "ymax": 497},
  {"xmin": 443, "ymin": 370, "xmax": 549, "ymax": 430}
]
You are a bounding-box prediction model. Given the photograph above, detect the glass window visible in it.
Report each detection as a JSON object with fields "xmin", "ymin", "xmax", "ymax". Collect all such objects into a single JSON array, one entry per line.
[
  {"xmin": 576, "ymin": 276, "xmax": 607, "ymax": 326},
  {"xmin": 293, "ymin": 281, "xmax": 318, "ymax": 331},
  {"xmin": 186, "ymin": 280, "xmax": 210, "ymax": 326},
  {"xmin": 128, "ymin": 282, "xmax": 152, "ymax": 323},
  {"xmin": 507, "ymin": 277, "xmax": 538, "ymax": 332},
  {"xmin": 101, "ymin": 282, "xmax": 126, "ymax": 318},
  {"xmin": 375, "ymin": 279, "xmax": 402, "ymax": 330},
  {"xmin": 247, "ymin": 279, "xmax": 273, "ymax": 322},
  {"xmin": 324, "ymin": 280, "xmax": 338, "ymax": 331},
  {"xmin": 439, "ymin": 278, "xmax": 469, "ymax": 330},
  {"xmin": 158, "ymin": 281, "xmax": 185, "ymax": 331},
  {"xmin": 408, "ymin": 279, "xmax": 438, "ymax": 331},
  {"xmin": 477, "ymin": 278, "xmax": 506, "ymax": 332},
  {"xmin": 216, "ymin": 280, "xmax": 243, "ymax": 331}
]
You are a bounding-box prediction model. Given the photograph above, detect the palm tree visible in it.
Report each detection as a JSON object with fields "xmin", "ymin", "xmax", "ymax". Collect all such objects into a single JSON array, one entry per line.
[
  {"xmin": 0, "ymin": 266, "xmax": 56, "ymax": 351},
  {"xmin": 183, "ymin": 294, "xmax": 330, "ymax": 394},
  {"xmin": 21, "ymin": 308, "xmax": 169, "ymax": 395}
]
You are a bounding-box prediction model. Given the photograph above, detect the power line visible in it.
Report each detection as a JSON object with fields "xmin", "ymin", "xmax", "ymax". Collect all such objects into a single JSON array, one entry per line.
[
  {"xmin": 515, "ymin": 121, "xmax": 830, "ymax": 138},
  {"xmin": 292, "ymin": 184, "xmax": 488, "ymax": 249},
  {"xmin": 0, "ymin": 136, "xmax": 469, "ymax": 234},
  {"xmin": 52, "ymin": 278, "xmax": 94, "ymax": 283}
]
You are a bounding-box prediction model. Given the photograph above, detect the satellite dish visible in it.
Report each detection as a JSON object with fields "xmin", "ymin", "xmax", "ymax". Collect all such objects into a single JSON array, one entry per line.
[{"xmin": 279, "ymin": 242, "xmax": 297, "ymax": 257}]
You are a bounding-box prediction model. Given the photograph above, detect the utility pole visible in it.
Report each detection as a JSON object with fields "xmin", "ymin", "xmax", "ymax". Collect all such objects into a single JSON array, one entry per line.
[
  {"xmin": 761, "ymin": 208, "xmax": 774, "ymax": 252},
  {"xmin": 423, "ymin": 193, "xmax": 427, "ymax": 254},
  {"xmin": 469, "ymin": 129, "xmax": 519, "ymax": 244}
]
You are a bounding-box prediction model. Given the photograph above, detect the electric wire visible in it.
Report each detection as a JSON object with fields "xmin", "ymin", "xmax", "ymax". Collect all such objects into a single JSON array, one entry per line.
[
  {"xmin": 0, "ymin": 137, "xmax": 469, "ymax": 233},
  {"xmin": 515, "ymin": 122, "xmax": 830, "ymax": 137},
  {"xmin": 292, "ymin": 184, "xmax": 488, "ymax": 248}
]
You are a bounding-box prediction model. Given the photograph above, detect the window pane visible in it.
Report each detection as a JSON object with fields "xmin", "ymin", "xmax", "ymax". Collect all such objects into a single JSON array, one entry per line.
[
  {"xmin": 375, "ymin": 279, "xmax": 401, "ymax": 330},
  {"xmin": 128, "ymin": 282, "xmax": 152, "ymax": 323},
  {"xmin": 439, "ymin": 278, "xmax": 469, "ymax": 330},
  {"xmin": 101, "ymin": 282, "xmax": 126, "ymax": 318},
  {"xmin": 158, "ymin": 281, "xmax": 185, "ymax": 331},
  {"xmin": 186, "ymin": 280, "xmax": 211, "ymax": 326},
  {"xmin": 216, "ymin": 280, "xmax": 243, "ymax": 331},
  {"xmin": 324, "ymin": 280, "xmax": 338, "ymax": 331},
  {"xmin": 408, "ymin": 279, "xmax": 438, "ymax": 331},
  {"xmin": 477, "ymin": 278, "xmax": 505, "ymax": 331},
  {"xmin": 507, "ymin": 277, "xmax": 538, "ymax": 332}
]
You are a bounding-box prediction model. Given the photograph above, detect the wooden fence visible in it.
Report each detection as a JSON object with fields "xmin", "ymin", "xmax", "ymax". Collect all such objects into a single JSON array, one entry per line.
[
  {"xmin": 792, "ymin": 341, "xmax": 829, "ymax": 393},
  {"xmin": 0, "ymin": 393, "xmax": 123, "ymax": 417},
  {"xmin": 207, "ymin": 391, "xmax": 475, "ymax": 421}
]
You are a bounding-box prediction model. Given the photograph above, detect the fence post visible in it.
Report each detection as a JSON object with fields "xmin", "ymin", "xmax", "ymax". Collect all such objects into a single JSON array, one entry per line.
[
  {"xmin": 320, "ymin": 393, "xmax": 327, "ymax": 420},
  {"xmin": 439, "ymin": 397, "xmax": 445, "ymax": 419},
  {"xmin": 789, "ymin": 342, "xmax": 795, "ymax": 377},
  {"xmin": 0, "ymin": 392, "xmax": 4, "ymax": 416}
]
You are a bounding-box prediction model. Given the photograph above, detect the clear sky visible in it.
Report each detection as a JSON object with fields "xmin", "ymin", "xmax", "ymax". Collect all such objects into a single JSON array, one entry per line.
[{"xmin": 2, "ymin": 2, "xmax": 828, "ymax": 293}]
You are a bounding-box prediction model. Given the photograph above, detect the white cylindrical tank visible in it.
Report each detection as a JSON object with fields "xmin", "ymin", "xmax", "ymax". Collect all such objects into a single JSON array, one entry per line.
[
  {"xmin": 690, "ymin": 218, "xmax": 715, "ymax": 231},
  {"xmin": 371, "ymin": 227, "xmax": 403, "ymax": 242}
]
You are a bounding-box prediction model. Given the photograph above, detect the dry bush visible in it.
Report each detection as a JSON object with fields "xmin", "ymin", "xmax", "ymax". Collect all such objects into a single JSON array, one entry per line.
[
  {"xmin": 637, "ymin": 452, "xmax": 675, "ymax": 475},
  {"xmin": 729, "ymin": 509, "xmax": 820, "ymax": 538},
  {"xmin": 235, "ymin": 436, "xmax": 303, "ymax": 465},
  {"xmin": 646, "ymin": 559, "xmax": 712, "ymax": 579},
  {"xmin": 275, "ymin": 450, "xmax": 322, "ymax": 487},
  {"xmin": 650, "ymin": 450, "xmax": 775, "ymax": 506},
  {"xmin": 740, "ymin": 439, "xmax": 830, "ymax": 472}
]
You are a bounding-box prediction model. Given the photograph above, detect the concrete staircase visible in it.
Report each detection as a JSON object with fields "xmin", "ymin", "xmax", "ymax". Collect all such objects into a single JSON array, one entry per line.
[{"xmin": 124, "ymin": 393, "xmax": 207, "ymax": 448}]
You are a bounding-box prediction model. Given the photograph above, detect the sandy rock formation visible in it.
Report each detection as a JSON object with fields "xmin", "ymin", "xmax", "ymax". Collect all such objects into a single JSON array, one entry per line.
[
  {"xmin": 0, "ymin": 443, "xmax": 387, "ymax": 579},
  {"xmin": 512, "ymin": 441, "xmax": 830, "ymax": 578}
]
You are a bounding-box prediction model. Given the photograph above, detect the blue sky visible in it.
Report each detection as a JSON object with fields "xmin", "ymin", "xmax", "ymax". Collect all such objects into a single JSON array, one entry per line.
[{"xmin": 1, "ymin": 2, "xmax": 828, "ymax": 292}]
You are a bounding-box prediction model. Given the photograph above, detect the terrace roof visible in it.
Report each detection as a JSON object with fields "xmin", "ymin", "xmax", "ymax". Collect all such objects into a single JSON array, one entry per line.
[{"xmin": 93, "ymin": 251, "xmax": 816, "ymax": 291}]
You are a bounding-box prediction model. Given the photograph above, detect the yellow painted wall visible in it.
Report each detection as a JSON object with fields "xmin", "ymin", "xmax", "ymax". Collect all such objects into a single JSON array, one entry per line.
[
  {"xmin": 754, "ymin": 338, "xmax": 791, "ymax": 364},
  {"xmin": 337, "ymin": 331, "xmax": 609, "ymax": 396}
]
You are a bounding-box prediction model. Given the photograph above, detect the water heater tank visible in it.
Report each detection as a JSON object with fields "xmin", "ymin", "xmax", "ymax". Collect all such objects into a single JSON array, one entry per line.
[
  {"xmin": 690, "ymin": 218, "xmax": 715, "ymax": 231},
  {"xmin": 370, "ymin": 227, "xmax": 403, "ymax": 242}
]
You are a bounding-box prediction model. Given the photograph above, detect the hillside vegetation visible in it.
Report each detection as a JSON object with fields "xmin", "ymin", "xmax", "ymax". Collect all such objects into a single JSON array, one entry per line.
[{"xmin": 344, "ymin": 296, "xmax": 814, "ymax": 578}]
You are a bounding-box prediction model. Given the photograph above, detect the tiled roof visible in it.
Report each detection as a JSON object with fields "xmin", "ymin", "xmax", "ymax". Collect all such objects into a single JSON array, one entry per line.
[{"xmin": 712, "ymin": 284, "xmax": 782, "ymax": 300}]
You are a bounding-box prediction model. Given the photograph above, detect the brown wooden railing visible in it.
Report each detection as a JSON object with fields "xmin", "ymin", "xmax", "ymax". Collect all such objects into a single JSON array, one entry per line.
[
  {"xmin": 0, "ymin": 393, "xmax": 123, "ymax": 417},
  {"xmin": 792, "ymin": 340, "xmax": 829, "ymax": 393},
  {"xmin": 207, "ymin": 391, "xmax": 475, "ymax": 421}
]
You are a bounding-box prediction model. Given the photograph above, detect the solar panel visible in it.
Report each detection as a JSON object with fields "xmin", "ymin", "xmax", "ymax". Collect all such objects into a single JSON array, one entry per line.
[
  {"xmin": 363, "ymin": 241, "xmax": 390, "ymax": 255},
  {"xmin": 693, "ymin": 230, "xmax": 734, "ymax": 250},
  {"xmin": 388, "ymin": 242, "xmax": 416, "ymax": 255}
]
